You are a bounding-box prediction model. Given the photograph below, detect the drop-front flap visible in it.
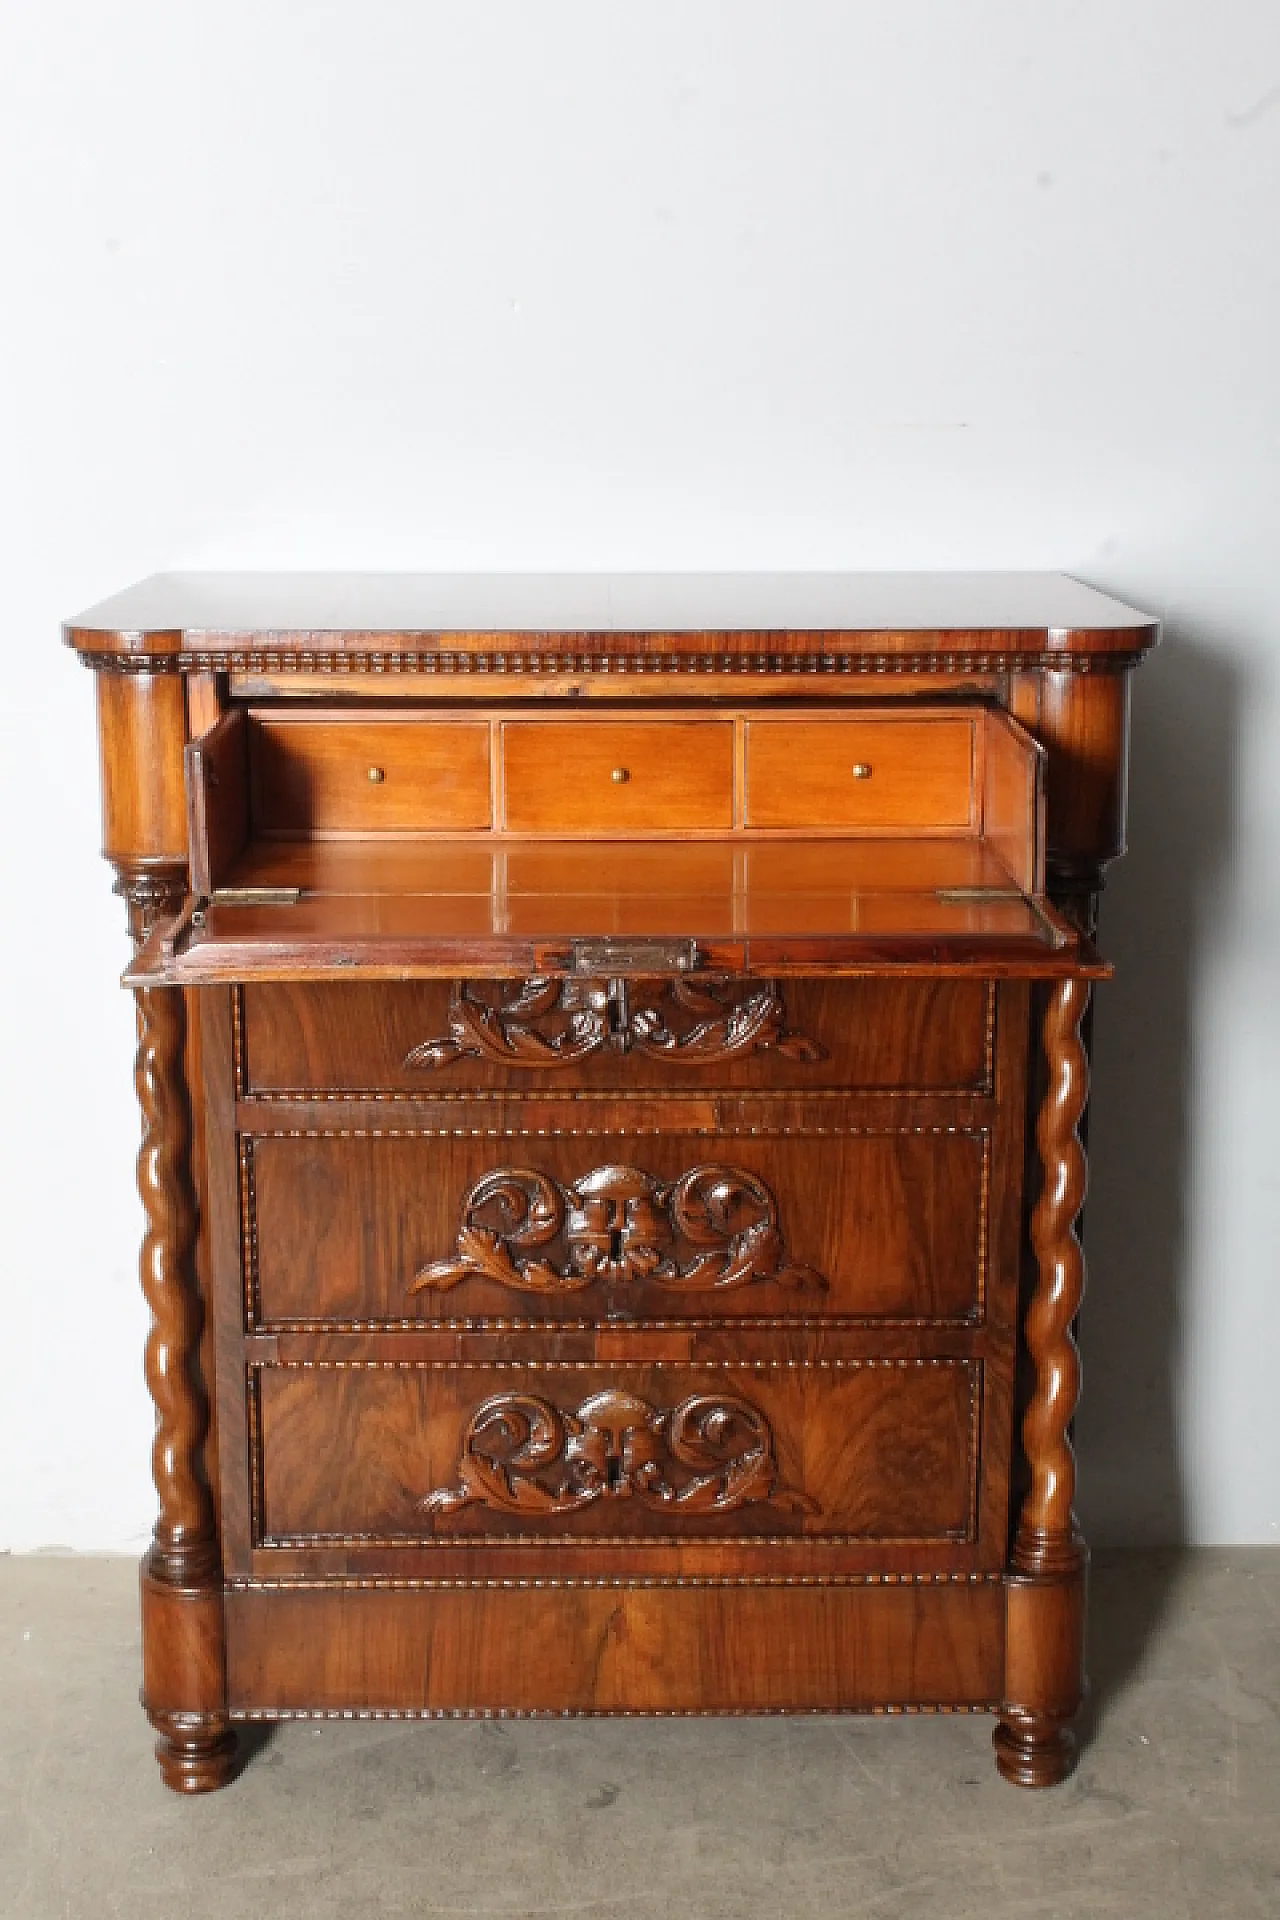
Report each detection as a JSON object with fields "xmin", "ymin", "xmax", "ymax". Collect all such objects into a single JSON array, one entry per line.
[
  {"xmin": 125, "ymin": 699, "xmax": 1103, "ymax": 983},
  {"xmin": 127, "ymin": 835, "xmax": 1102, "ymax": 985}
]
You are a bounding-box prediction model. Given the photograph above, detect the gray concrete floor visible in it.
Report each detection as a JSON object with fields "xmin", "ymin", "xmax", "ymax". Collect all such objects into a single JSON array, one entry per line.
[{"xmin": 1, "ymin": 1551, "xmax": 1277, "ymax": 1919}]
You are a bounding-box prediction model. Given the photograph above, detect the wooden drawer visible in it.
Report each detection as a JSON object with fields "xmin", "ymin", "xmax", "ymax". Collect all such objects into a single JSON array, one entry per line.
[
  {"xmin": 501, "ymin": 719, "xmax": 733, "ymax": 834},
  {"xmin": 225, "ymin": 1581, "xmax": 1005, "ymax": 1715},
  {"xmin": 745, "ymin": 715, "xmax": 975, "ymax": 830},
  {"xmin": 245, "ymin": 1130, "xmax": 989, "ymax": 1326},
  {"xmin": 236, "ymin": 976, "xmax": 995, "ymax": 1095},
  {"xmin": 253, "ymin": 1359, "xmax": 978, "ymax": 1546},
  {"xmin": 254, "ymin": 713, "xmax": 491, "ymax": 835}
]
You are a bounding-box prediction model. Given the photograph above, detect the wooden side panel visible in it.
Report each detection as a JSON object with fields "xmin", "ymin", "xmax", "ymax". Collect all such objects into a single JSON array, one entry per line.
[
  {"xmin": 501, "ymin": 719, "xmax": 735, "ymax": 834},
  {"xmin": 186, "ymin": 709, "xmax": 249, "ymax": 896},
  {"xmin": 224, "ymin": 1581, "xmax": 1005, "ymax": 1714},
  {"xmin": 253, "ymin": 1361, "xmax": 978, "ymax": 1545},
  {"xmin": 246, "ymin": 1131, "xmax": 989, "ymax": 1325},
  {"xmin": 745, "ymin": 716, "xmax": 975, "ymax": 831},
  {"xmin": 237, "ymin": 976, "xmax": 994, "ymax": 1096},
  {"xmin": 981, "ymin": 713, "xmax": 1043, "ymax": 895},
  {"xmin": 1039, "ymin": 669, "xmax": 1131, "ymax": 884},
  {"xmin": 252, "ymin": 714, "xmax": 492, "ymax": 835}
]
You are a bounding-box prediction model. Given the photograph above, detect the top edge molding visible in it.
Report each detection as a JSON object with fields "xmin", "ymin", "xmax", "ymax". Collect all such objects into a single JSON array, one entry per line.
[{"xmin": 63, "ymin": 572, "xmax": 1160, "ymax": 670}]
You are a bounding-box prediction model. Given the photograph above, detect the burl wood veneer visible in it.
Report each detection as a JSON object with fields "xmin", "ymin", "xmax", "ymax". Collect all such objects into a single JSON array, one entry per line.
[{"xmin": 68, "ymin": 571, "xmax": 1156, "ymax": 1792}]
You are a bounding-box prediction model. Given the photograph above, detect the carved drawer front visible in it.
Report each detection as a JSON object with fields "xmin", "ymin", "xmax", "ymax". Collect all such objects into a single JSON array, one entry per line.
[
  {"xmin": 237, "ymin": 976, "xmax": 994, "ymax": 1095},
  {"xmin": 745, "ymin": 715, "xmax": 975, "ymax": 831},
  {"xmin": 253, "ymin": 1361, "xmax": 979, "ymax": 1546},
  {"xmin": 246, "ymin": 1131, "xmax": 988, "ymax": 1325},
  {"xmin": 500, "ymin": 719, "xmax": 733, "ymax": 834},
  {"xmin": 252, "ymin": 714, "xmax": 492, "ymax": 835}
]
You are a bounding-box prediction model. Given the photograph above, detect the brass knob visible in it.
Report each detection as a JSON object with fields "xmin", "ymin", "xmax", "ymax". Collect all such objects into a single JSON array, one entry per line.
[
  {"xmin": 367, "ymin": 766, "xmax": 386, "ymax": 784},
  {"xmin": 852, "ymin": 763, "xmax": 872, "ymax": 780},
  {"xmin": 611, "ymin": 766, "xmax": 630, "ymax": 784}
]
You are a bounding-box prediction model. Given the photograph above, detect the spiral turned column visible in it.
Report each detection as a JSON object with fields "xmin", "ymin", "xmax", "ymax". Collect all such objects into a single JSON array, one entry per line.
[
  {"xmin": 133, "ymin": 980, "xmax": 236, "ymax": 1791},
  {"xmin": 995, "ymin": 974, "xmax": 1092, "ymax": 1788},
  {"xmin": 135, "ymin": 986, "xmax": 217, "ymax": 1586}
]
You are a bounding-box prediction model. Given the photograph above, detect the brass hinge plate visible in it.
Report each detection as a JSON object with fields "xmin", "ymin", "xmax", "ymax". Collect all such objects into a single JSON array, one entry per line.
[{"xmin": 209, "ymin": 886, "xmax": 303, "ymax": 907}]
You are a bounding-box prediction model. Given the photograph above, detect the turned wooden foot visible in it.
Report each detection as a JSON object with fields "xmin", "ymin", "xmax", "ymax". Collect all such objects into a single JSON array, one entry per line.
[
  {"xmin": 150, "ymin": 1712, "xmax": 238, "ymax": 1794},
  {"xmin": 993, "ymin": 1711, "xmax": 1076, "ymax": 1789}
]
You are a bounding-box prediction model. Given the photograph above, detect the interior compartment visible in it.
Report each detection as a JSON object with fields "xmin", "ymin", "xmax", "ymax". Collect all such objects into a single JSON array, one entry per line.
[{"xmin": 128, "ymin": 700, "xmax": 1092, "ymax": 982}]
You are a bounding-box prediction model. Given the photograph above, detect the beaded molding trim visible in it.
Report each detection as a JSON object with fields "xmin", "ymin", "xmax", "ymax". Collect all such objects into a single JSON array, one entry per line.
[
  {"xmin": 238, "ymin": 1122, "xmax": 987, "ymax": 1139},
  {"xmin": 230, "ymin": 1570, "xmax": 1001, "ymax": 1590},
  {"xmin": 228, "ymin": 1703, "xmax": 1003, "ymax": 1721},
  {"xmin": 78, "ymin": 646, "xmax": 1149, "ymax": 678},
  {"xmin": 250, "ymin": 1314, "xmax": 984, "ymax": 1332}
]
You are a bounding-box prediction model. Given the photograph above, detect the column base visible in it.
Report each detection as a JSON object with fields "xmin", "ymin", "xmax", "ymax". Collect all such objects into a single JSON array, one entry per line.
[
  {"xmin": 992, "ymin": 1710, "xmax": 1076, "ymax": 1789},
  {"xmin": 150, "ymin": 1710, "xmax": 238, "ymax": 1794}
]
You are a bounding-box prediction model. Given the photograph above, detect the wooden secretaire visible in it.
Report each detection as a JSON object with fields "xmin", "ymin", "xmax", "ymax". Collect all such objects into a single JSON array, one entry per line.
[{"xmin": 67, "ymin": 573, "xmax": 1157, "ymax": 1792}]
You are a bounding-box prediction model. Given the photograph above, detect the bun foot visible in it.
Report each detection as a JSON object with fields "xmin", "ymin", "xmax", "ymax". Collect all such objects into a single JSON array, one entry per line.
[
  {"xmin": 151, "ymin": 1713, "xmax": 238, "ymax": 1794},
  {"xmin": 992, "ymin": 1712, "xmax": 1076, "ymax": 1789}
]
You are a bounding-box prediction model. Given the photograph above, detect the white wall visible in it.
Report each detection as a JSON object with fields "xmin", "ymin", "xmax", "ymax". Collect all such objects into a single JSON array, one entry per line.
[{"xmin": 2, "ymin": 1, "xmax": 1277, "ymax": 1550}]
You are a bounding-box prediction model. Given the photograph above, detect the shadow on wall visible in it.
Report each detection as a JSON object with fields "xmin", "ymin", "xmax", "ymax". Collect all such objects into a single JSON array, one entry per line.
[{"xmin": 1074, "ymin": 629, "xmax": 1241, "ymax": 1728}]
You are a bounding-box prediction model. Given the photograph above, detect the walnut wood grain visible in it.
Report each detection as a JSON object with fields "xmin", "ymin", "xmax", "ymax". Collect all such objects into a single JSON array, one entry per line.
[
  {"xmin": 994, "ymin": 975, "xmax": 1091, "ymax": 1788},
  {"xmin": 403, "ymin": 975, "xmax": 825, "ymax": 1073},
  {"xmin": 254, "ymin": 1361, "xmax": 978, "ymax": 1547},
  {"xmin": 1017, "ymin": 976, "xmax": 1091, "ymax": 1575},
  {"xmin": 224, "ymin": 1580, "xmax": 1006, "ymax": 1716},
  {"xmin": 246, "ymin": 1131, "xmax": 989, "ymax": 1326},
  {"xmin": 71, "ymin": 574, "xmax": 1151, "ymax": 1793},
  {"xmin": 97, "ymin": 671, "xmax": 189, "ymax": 867},
  {"xmin": 64, "ymin": 570, "xmax": 1160, "ymax": 666},
  {"xmin": 239, "ymin": 975, "xmax": 990, "ymax": 1095},
  {"xmin": 135, "ymin": 986, "xmax": 217, "ymax": 1584},
  {"xmin": 134, "ymin": 984, "xmax": 235, "ymax": 1790}
]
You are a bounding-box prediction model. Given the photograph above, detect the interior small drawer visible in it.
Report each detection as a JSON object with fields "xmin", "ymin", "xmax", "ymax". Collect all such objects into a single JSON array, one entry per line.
[
  {"xmin": 252, "ymin": 1358, "xmax": 979, "ymax": 1547},
  {"xmin": 254, "ymin": 713, "xmax": 492, "ymax": 836},
  {"xmin": 244, "ymin": 1129, "xmax": 989, "ymax": 1327},
  {"xmin": 501, "ymin": 719, "xmax": 733, "ymax": 834},
  {"xmin": 745, "ymin": 715, "xmax": 975, "ymax": 830}
]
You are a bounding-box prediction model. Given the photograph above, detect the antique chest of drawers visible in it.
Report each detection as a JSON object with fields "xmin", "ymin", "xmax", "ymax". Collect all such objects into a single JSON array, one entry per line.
[{"xmin": 66, "ymin": 573, "xmax": 1157, "ymax": 1792}]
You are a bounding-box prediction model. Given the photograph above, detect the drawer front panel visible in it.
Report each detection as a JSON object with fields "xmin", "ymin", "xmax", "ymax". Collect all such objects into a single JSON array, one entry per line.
[
  {"xmin": 254, "ymin": 1361, "xmax": 978, "ymax": 1545},
  {"xmin": 247, "ymin": 1131, "xmax": 987, "ymax": 1325},
  {"xmin": 254, "ymin": 716, "xmax": 492, "ymax": 835},
  {"xmin": 501, "ymin": 720, "xmax": 733, "ymax": 833},
  {"xmin": 238, "ymin": 977, "xmax": 994, "ymax": 1094},
  {"xmin": 225, "ymin": 1582, "xmax": 1005, "ymax": 1714},
  {"xmin": 745, "ymin": 717, "xmax": 975, "ymax": 830}
]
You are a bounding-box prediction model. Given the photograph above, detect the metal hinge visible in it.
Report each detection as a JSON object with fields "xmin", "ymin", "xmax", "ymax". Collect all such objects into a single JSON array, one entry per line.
[
  {"xmin": 936, "ymin": 887, "xmax": 1064, "ymax": 945},
  {"xmin": 209, "ymin": 886, "xmax": 303, "ymax": 907}
]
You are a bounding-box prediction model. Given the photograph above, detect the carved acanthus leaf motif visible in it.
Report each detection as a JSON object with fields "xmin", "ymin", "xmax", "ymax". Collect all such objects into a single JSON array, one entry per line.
[
  {"xmin": 421, "ymin": 1388, "xmax": 818, "ymax": 1522},
  {"xmin": 404, "ymin": 978, "xmax": 606, "ymax": 1070},
  {"xmin": 629, "ymin": 977, "xmax": 825, "ymax": 1064},
  {"xmin": 403, "ymin": 976, "xmax": 825, "ymax": 1072},
  {"xmin": 409, "ymin": 1163, "xmax": 825, "ymax": 1298}
]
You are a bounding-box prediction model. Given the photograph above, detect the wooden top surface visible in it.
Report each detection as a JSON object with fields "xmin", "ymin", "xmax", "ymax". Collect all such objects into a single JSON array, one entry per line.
[{"xmin": 65, "ymin": 572, "xmax": 1158, "ymax": 662}]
